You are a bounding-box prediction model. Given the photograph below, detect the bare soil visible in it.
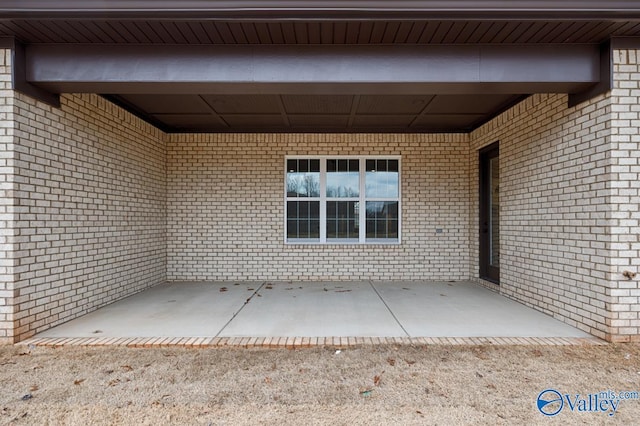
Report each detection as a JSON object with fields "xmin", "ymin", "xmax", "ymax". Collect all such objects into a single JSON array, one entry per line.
[{"xmin": 1, "ymin": 343, "xmax": 639, "ymax": 425}]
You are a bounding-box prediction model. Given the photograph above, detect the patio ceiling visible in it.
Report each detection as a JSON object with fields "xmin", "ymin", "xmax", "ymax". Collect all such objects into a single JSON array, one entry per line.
[
  {"xmin": 107, "ymin": 93, "xmax": 525, "ymax": 133},
  {"xmin": 2, "ymin": 0, "xmax": 639, "ymax": 133}
]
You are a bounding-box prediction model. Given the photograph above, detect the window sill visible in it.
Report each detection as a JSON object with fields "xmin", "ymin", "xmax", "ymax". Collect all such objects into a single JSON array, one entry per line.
[{"xmin": 285, "ymin": 240, "xmax": 401, "ymax": 246}]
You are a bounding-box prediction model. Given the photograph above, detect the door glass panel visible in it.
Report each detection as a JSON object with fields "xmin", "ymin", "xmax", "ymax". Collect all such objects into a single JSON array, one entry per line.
[{"xmin": 489, "ymin": 157, "xmax": 500, "ymax": 267}]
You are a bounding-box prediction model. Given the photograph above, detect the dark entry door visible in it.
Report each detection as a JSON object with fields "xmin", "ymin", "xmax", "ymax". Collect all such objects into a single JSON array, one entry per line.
[{"xmin": 479, "ymin": 142, "xmax": 500, "ymax": 284}]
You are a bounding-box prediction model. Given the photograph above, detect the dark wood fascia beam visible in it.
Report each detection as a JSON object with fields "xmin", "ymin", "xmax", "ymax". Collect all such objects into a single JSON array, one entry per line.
[
  {"xmin": 0, "ymin": 37, "xmax": 13, "ymax": 49},
  {"xmin": 25, "ymin": 44, "xmax": 600, "ymax": 96},
  {"xmin": 610, "ymin": 36, "xmax": 640, "ymax": 50},
  {"xmin": 565, "ymin": 37, "xmax": 640, "ymax": 107},
  {"xmin": 568, "ymin": 39, "xmax": 612, "ymax": 108},
  {"xmin": 568, "ymin": 36, "xmax": 640, "ymax": 107},
  {"xmin": 0, "ymin": 37, "xmax": 60, "ymax": 108}
]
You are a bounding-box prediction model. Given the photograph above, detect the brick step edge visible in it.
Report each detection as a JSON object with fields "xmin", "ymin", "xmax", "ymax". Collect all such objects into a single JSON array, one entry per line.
[{"xmin": 16, "ymin": 336, "xmax": 607, "ymax": 348}]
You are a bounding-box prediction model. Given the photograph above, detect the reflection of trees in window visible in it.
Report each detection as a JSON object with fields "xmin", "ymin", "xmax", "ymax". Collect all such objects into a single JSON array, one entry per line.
[
  {"xmin": 327, "ymin": 159, "xmax": 359, "ymax": 198},
  {"xmin": 287, "ymin": 174, "xmax": 320, "ymax": 197},
  {"xmin": 326, "ymin": 184, "xmax": 358, "ymax": 198},
  {"xmin": 287, "ymin": 158, "xmax": 320, "ymax": 197}
]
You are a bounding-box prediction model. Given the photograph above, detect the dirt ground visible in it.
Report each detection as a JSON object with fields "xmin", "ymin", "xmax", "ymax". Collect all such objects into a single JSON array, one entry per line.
[{"xmin": 0, "ymin": 343, "xmax": 639, "ymax": 425}]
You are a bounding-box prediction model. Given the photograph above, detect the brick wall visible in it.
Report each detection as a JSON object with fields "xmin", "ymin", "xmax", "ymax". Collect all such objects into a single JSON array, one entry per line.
[
  {"xmin": 467, "ymin": 48, "xmax": 640, "ymax": 342},
  {"xmin": 608, "ymin": 49, "xmax": 640, "ymax": 342},
  {"xmin": 471, "ymin": 93, "xmax": 613, "ymax": 340},
  {"xmin": 0, "ymin": 49, "xmax": 16, "ymax": 344},
  {"xmin": 167, "ymin": 133, "xmax": 471, "ymax": 281},
  {"xmin": 9, "ymin": 92, "xmax": 166, "ymax": 341}
]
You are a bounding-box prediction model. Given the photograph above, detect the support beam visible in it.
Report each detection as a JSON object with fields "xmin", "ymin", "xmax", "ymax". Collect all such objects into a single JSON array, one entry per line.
[
  {"xmin": 25, "ymin": 44, "xmax": 600, "ymax": 96},
  {"xmin": 610, "ymin": 36, "xmax": 640, "ymax": 50},
  {"xmin": 0, "ymin": 38, "xmax": 60, "ymax": 107},
  {"xmin": 568, "ymin": 40, "xmax": 612, "ymax": 107}
]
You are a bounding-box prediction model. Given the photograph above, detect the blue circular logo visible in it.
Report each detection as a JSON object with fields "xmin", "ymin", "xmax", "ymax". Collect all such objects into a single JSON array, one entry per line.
[{"xmin": 537, "ymin": 389, "xmax": 564, "ymax": 416}]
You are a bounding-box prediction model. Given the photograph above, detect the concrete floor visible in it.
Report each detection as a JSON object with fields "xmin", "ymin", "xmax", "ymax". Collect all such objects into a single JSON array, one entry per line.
[{"xmin": 38, "ymin": 281, "xmax": 591, "ymax": 339}]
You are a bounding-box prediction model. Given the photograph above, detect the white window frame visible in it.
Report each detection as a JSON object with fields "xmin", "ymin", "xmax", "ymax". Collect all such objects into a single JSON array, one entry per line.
[{"xmin": 284, "ymin": 155, "xmax": 401, "ymax": 245}]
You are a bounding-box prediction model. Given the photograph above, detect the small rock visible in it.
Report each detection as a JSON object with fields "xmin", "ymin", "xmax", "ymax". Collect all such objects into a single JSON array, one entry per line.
[{"xmin": 360, "ymin": 389, "xmax": 373, "ymax": 397}]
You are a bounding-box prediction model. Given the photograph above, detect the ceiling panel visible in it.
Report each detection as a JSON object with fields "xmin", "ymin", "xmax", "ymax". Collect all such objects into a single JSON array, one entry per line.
[
  {"xmin": 424, "ymin": 94, "xmax": 516, "ymax": 114},
  {"xmin": 107, "ymin": 21, "xmax": 142, "ymax": 43},
  {"xmin": 151, "ymin": 114, "xmax": 227, "ymax": 130},
  {"xmin": 356, "ymin": 95, "xmax": 435, "ymax": 115},
  {"xmin": 108, "ymin": 93, "xmax": 524, "ymax": 133},
  {"xmin": 288, "ymin": 115, "xmax": 350, "ymax": 128},
  {"xmin": 352, "ymin": 115, "xmax": 416, "ymax": 128},
  {"xmin": 221, "ymin": 114, "xmax": 285, "ymax": 127},
  {"xmin": 179, "ymin": 22, "xmax": 205, "ymax": 44},
  {"xmin": 183, "ymin": 22, "xmax": 213, "ymax": 44},
  {"xmin": 268, "ymin": 22, "xmax": 285, "ymax": 44},
  {"xmin": 119, "ymin": 95, "xmax": 212, "ymax": 114},
  {"xmin": 476, "ymin": 21, "xmax": 508, "ymax": 43},
  {"xmin": 227, "ymin": 22, "xmax": 249, "ymax": 44},
  {"xmin": 411, "ymin": 114, "xmax": 486, "ymax": 130},
  {"xmin": 77, "ymin": 21, "xmax": 115, "ymax": 43},
  {"xmin": 249, "ymin": 22, "xmax": 267, "ymax": 43},
  {"xmin": 202, "ymin": 95, "xmax": 282, "ymax": 114},
  {"xmin": 282, "ymin": 95, "xmax": 352, "ymax": 114},
  {"xmin": 2, "ymin": 20, "xmax": 640, "ymax": 45}
]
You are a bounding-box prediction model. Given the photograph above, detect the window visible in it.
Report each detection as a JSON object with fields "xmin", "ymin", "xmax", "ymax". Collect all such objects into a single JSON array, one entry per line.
[{"xmin": 286, "ymin": 156, "xmax": 400, "ymax": 244}]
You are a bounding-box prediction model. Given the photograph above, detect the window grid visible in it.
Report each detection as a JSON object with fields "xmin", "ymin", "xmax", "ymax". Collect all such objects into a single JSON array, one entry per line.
[{"xmin": 285, "ymin": 156, "xmax": 401, "ymax": 244}]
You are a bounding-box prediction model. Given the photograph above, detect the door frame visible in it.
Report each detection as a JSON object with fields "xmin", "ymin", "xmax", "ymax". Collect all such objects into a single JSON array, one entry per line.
[{"xmin": 479, "ymin": 142, "xmax": 500, "ymax": 284}]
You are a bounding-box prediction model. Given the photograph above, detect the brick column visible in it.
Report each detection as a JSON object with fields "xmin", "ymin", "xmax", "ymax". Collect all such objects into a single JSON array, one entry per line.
[
  {"xmin": 607, "ymin": 49, "xmax": 640, "ymax": 342},
  {"xmin": 0, "ymin": 48, "xmax": 16, "ymax": 344}
]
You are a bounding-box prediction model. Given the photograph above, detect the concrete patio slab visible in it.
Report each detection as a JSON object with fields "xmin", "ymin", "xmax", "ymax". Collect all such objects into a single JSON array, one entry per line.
[
  {"xmin": 219, "ymin": 281, "xmax": 407, "ymax": 337},
  {"xmin": 35, "ymin": 280, "xmax": 591, "ymax": 340},
  {"xmin": 373, "ymin": 281, "xmax": 590, "ymax": 338},
  {"xmin": 38, "ymin": 281, "xmax": 261, "ymax": 338}
]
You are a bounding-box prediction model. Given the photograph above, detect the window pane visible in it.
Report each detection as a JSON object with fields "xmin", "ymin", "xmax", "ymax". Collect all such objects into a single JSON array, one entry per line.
[
  {"xmin": 489, "ymin": 156, "xmax": 500, "ymax": 267},
  {"xmin": 287, "ymin": 219, "xmax": 297, "ymax": 236},
  {"xmin": 366, "ymin": 201, "xmax": 399, "ymax": 239},
  {"xmin": 299, "ymin": 219, "xmax": 309, "ymax": 236},
  {"xmin": 327, "ymin": 158, "xmax": 359, "ymax": 198},
  {"xmin": 326, "ymin": 201, "xmax": 359, "ymax": 239},
  {"xmin": 287, "ymin": 201, "xmax": 320, "ymax": 239},
  {"xmin": 287, "ymin": 159, "xmax": 320, "ymax": 197},
  {"xmin": 365, "ymin": 159, "xmax": 398, "ymax": 198}
]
